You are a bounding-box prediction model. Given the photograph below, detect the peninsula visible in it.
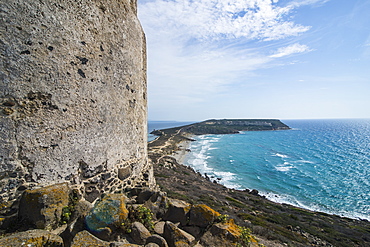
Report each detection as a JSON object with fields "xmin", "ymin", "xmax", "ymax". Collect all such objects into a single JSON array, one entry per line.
[{"xmin": 151, "ymin": 119, "xmax": 290, "ymax": 136}]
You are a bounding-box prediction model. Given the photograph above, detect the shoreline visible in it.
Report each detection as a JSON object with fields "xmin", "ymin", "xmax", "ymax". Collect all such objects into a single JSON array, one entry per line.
[
  {"xmin": 148, "ymin": 122, "xmax": 370, "ymax": 246},
  {"xmin": 171, "ymin": 136, "xmax": 369, "ymax": 222},
  {"xmin": 170, "ymin": 139, "xmax": 193, "ymax": 165}
]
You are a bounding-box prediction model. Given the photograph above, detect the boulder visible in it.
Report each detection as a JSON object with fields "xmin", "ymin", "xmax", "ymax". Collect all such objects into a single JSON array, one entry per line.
[
  {"xmin": 181, "ymin": 226, "xmax": 202, "ymax": 239},
  {"xmin": 163, "ymin": 199, "xmax": 191, "ymax": 226},
  {"xmin": 188, "ymin": 204, "xmax": 220, "ymax": 228},
  {"xmin": 145, "ymin": 244, "xmax": 160, "ymax": 247},
  {"xmin": 18, "ymin": 183, "xmax": 70, "ymax": 230},
  {"xmin": 154, "ymin": 221, "xmax": 166, "ymax": 235},
  {"xmin": 71, "ymin": 230, "xmax": 142, "ymax": 247},
  {"xmin": 85, "ymin": 194, "xmax": 128, "ymax": 239},
  {"xmin": 144, "ymin": 192, "xmax": 170, "ymax": 220},
  {"xmin": 193, "ymin": 243, "xmax": 203, "ymax": 247},
  {"xmin": 200, "ymin": 231, "xmax": 233, "ymax": 247},
  {"xmin": 0, "ymin": 229, "xmax": 63, "ymax": 247},
  {"xmin": 71, "ymin": 230, "xmax": 110, "ymax": 247},
  {"xmin": 146, "ymin": 234, "xmax": 169, "ymax": 247},
  {"xmin": 137, "ymin": 189, "xmax": 156, "ymax": 204},
  {"xmin": 131, "ymin": 221, "xmax": 152, "ymax": 244},
  {"xmin": 163, "ymin": 221, "xmax": 195, "ymax": 247},
  {"xmin": 210, "ymin": 219, "xmax": 241, "ymax": 242}
]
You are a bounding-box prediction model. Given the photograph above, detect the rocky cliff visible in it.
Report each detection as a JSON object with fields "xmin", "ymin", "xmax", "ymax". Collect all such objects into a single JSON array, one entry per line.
[{"xmin": 0, "ymin": 0, "xmax": 154, "ymax": 210}]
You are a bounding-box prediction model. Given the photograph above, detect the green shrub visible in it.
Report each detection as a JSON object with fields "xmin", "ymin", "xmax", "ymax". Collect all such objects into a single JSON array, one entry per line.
[
  {"xmin": 216, "ymin": 214, "xmax": 230, "ymax": 223},
  {"xmin": 60, "ymin": 206, "xmax": 71, "ymax": 224},
  {"xmin": 121, "ymin": 205, "xmax": 154, "ymax": 233},
  {"xmin": 237, "ymin": 226, "xmax": 253, "ymax": 247}
]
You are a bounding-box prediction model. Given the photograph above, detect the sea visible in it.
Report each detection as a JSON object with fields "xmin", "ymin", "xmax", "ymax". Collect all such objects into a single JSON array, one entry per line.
[{"xmin": 148, "ymin": 119, "xmax": 370, "ymax": 221}]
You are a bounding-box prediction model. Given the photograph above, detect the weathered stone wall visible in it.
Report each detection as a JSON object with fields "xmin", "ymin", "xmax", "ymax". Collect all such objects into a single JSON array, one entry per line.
[{"xmin": 0, "ymin": 0, "xmax": 153, "ymax": 207}]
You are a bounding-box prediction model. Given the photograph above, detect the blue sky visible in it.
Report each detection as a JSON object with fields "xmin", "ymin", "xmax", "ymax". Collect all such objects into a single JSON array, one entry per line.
[{"xmin": 138, "ymin": 0, "xmax": 370, "ymax": 121}]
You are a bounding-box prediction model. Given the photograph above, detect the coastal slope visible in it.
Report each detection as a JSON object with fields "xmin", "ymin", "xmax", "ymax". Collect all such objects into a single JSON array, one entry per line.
[{"xmin": 148, "ymin": 120, "xmax": 370, "ymax": 247}]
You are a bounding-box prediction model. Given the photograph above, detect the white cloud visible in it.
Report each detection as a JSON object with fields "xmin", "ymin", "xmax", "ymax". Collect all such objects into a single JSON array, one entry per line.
[
  {"xmin": 139, "ymin": 0, "xmax": 311, "ymax": 42},
  {"xmin": 146, "ymin": 40, "xmax": 270, "ymax": 106},
  {"xmin": 270, "ymin": 43, "xmax": 311, "ymax": 58},
  {"xmin": 288, "ymin": 0, "xmax": 331, "ymax": 8},
  {"xmin": 137, "ymin": 0, "xmax": 318, "ymax": 119}
]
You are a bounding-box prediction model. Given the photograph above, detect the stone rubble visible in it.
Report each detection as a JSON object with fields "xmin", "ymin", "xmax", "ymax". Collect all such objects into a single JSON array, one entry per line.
[{"xmin": 0, "ymin": 183, "xmax": 256, "ymax": 247}]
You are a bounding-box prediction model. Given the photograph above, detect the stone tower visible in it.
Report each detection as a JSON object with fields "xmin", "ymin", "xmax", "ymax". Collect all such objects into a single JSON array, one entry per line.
[{"xmin": 0, "ymin": 0, "xmax": 153, "ymax": 207}]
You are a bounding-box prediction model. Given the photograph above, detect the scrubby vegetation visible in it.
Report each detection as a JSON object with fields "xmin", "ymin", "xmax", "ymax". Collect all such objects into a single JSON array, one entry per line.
[{"xmin": 122, "ymin": 205, "xmax": 154, "ymax": 233}]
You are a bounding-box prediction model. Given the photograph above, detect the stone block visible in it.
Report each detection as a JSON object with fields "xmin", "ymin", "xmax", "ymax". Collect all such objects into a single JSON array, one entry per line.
[
  {"xmin": 163, "ymin": 199, "xmax": 191, "ymax": 226},
  {"xmin": 145, "ymin": 243, "xmax": 160, "ymax": 247},
  {"xmin": 188, "ymin": 204, "xmax": 220, "ymax": 228},
  {"xmin": 131, "ymin": 221, "xmax": 151, "ymax": 244},
  {"xmin": 146, "ymin": 234, "xmax": 169, "ymax": 247},
  {"xmin": 154, "ymin": 221, "xmax": 166, "ymax": 235},
  {"xmin": 210, "ymin": 219, "xmax": 241, "ymax": 242},
  {"xmin": 163, "ymin": 221, "xmax": 195, "ymax": 247},
  {"xmin": 71, "ymin": 230, "xmax": 110, "ymax": 247},
  {"xmin": 181, "ymin": 226, "xmax": 202, "ymax": 239},
  {"xmin": 18, "ymin": 183, "xmax": 70, "ymax": 230},
  {"xmin": 145, "ymin": 192, "xmax": 169, "ymax": 220}
]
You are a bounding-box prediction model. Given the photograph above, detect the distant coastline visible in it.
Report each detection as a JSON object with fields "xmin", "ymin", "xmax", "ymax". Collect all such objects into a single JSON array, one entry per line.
[{"xmin": 150, "ymin": 119, "xmax": 290, "ymax": 136}]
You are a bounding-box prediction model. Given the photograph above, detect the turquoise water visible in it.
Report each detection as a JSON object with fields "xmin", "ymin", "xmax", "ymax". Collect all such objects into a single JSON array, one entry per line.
[{"xmin": 183, "ymin": 119, "xmax": 370, "ymax": 220}]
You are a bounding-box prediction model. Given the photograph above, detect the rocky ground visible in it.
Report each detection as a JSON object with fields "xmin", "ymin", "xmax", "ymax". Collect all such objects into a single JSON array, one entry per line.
[
  {"xmin": 148, "ymin": 129, "xmax": 370, "ymax": 247},
  {"xmin": 0, "ymin": 180, "xmax": 257, "ymax": 247}
]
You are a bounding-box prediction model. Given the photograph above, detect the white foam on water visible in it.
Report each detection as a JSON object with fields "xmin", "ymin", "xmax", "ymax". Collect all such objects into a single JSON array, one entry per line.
[
  {"xmin": 185, "ymin": 135, "xmax": 244, "ymax": 189},
  {"xmin": 209, "ymin": 138, "xmax": 220, "ymax": 142},
  {"xmin": 273, "ymin": 153, "xmax": 289, "ymax": 158},
  {"xmin": 275, "ymin": 166, "xmax": 294, "ymax": 172},
  {"xmin": 187, "ymin": 135, "xmax": 220, "ymax": 175},
  {"xmin": 213, "ymin": 171, "xmax": 242, "ymax": 189},
  {"xmin": 262, "ymin": 191, "xmax": 370, "ymax": 221},
  {"xmin": 213, "ymin": 171, "xmax": 235, "ymax": 177},
  {"xmin": 300, "ymin": 160, "xmax": 315, "ymax": 164},
  {"xmin": 275, "ymin": 162, "xmax": 295, "ymax": 172}
]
